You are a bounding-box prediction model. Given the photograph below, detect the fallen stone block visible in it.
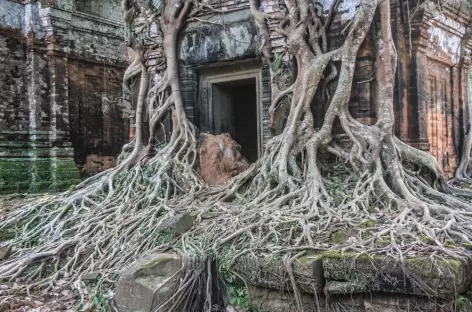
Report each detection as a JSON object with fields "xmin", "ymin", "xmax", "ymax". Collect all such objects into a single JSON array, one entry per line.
[
  {"xmin": 157, "ymin": 213, "xmax": 194, "ymax": 235},
  {"xmin": 114, "ymin": 252, "xmax": 181, "ymax": 312},
  {"xmin": 233, "ymin": 253, "xmax": 324, "ymax": 294},
  {"xmin": 322, "ymin": 251, "xmax": 471, "ymax": 298},
  {"xmin": 246, "ymin": 288, "xmax": 457, "ymax": 312},
  {"xmin": 0, "ymin": 247, "xmax": 11, "ymax": 261},
  {"xmin": 247, "ymin": 286, "xmax": 321, "ymax": 312}
]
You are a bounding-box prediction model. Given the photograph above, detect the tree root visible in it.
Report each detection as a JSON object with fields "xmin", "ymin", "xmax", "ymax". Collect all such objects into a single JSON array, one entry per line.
[{"xmin": 3, "ymin": 0, "xmax": 472, "ymax": 311}]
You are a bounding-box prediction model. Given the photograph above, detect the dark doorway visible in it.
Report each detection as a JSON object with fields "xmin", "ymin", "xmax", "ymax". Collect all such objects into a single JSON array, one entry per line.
[{"xmin": 211, "ymin": 78, "xmax": 259, "ymax": 162}]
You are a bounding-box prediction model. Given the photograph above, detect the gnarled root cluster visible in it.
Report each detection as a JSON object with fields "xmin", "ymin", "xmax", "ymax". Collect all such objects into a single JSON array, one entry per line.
[
  {"xmin": 2, "ymin": 0, "xmax": 472, "ymax": 311},
  {"xmin": 1, "ymin": 0, "xmax": 203, "ymax": 302}
]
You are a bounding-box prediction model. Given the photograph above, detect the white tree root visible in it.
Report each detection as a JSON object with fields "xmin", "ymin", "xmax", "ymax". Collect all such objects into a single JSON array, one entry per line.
[{"xmin": 2, "ymin": 0, "xmax": 472, "ymax": 311}]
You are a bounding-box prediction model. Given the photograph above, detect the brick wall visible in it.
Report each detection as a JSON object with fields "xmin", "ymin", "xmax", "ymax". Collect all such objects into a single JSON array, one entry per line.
[
  {"xmin": 391, "ymin": 0, "xmax": 472, "ymax": 176},
  {"xmin": 0, "ymin": 31, "xmax": 29, "ymax": 132},
  {"xmin": 0, "ymin": 0, "xmax": 130, "ymax": 192}
]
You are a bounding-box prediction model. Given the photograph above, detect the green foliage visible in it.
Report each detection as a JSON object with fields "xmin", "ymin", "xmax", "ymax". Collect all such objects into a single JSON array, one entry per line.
[
  {"xmin": 219, "ymin": 259, "xmax": 258, "ymax": 312},
  {"xmin": 156, "ymin": 230, "xmax": 177, "ymax": 245},
  {"xmin": 457, "ymin": 295, "xmax": 472, "ymax": 312},
  {"xmin": 270, "ymin": 54, "xmax": 284, "ymax": 72},
  {"xmin": 0, "ymin": 225, "xmax": 21, "ymax": 242},
  {"xmin": 226, "ymin": 282, "xmax": 250, "ymax": 310},
  {"xmin": 92, "ymin": 294, "xmax": 112, "ymax": 312},
  {"xmin": 118, "ymin": 172, "xmax": 128, "ymax": 182}
]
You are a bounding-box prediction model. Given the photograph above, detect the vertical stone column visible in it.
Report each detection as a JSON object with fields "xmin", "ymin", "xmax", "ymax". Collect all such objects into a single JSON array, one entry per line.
[
  {"xmin": 351, "ymin": 36, "xmax": 375, "ymax": 125},
  {"xmin": 24, "ymin": 9, "xmax": 53, "ymax": 192},
  {"xmin": 180, "ymin": 65, "xmax": 197, "ymax": 124},
  {"xmin": 261, "ymin": 60, "xmax": 272, "ymax": 144},
  {"xmin": 452, "ymin": 66, "xmax": 461, "ymax": 166},
  {"xmin": 457, "ymin": 55, "xmax": 472, "ymax": 161},
  {"xmin": 40, "ymin": 1, "xmax": 80, "ymax": 191},
  {"xmin": 406, "ymin": 51, "xmax": 430, "ymax": 151},
  {"xmin": 0, "ymin": 0, "xmax": 80, "ymax": 193},
  {"xmin": 390, "ymin": 0, "xmax": 410, "ymax": 140},
  {"xmin": 401, "ymin": 10, "xmax": 431, "ymax": 151}
]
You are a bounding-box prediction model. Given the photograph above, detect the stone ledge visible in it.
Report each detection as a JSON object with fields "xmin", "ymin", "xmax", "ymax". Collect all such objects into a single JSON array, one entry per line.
[
  {"xmin": 247, "ymin": 287, "xmax": 461, "ymax": 312},
  {"xmin": 323, "ymin": 251, "xmax": 470, "ymax": 298},
  {"xmin": 233, "ymin": 251, "xmax": 472, "ymax": 299},
  {"xmin": 234, "ymin": 253, "xmax": 323, "ymax": 294},
  {"xmin": 114, "ymin": 252, "xmax": 472, "ymax": 312}
]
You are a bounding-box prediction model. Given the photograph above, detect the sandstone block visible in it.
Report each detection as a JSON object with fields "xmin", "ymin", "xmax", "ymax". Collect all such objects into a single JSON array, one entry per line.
[{"xmin": 115, "ymin": 253, "xmax": 181, "ymax": 312}]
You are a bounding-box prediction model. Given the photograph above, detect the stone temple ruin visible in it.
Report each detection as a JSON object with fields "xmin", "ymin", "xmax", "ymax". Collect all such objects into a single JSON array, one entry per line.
[
  {"xmin": 0, "ymin": 0, "xmax": 129, "ymax": 193},
  {"xmin": 122, "ymin": 0, "xmax": 472, "ymax": 310},
  {"xmin": 1, "ymin": 0, "xmax": 471, "ymax": 194},
  {"xmin": 2, "ymin": 0, "xmax": 472, "ymax": 310}
]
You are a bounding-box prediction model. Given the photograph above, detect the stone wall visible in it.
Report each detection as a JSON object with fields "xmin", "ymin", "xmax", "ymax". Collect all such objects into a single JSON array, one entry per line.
[
  {"xmin": 169, "ymin": 0, "xmax": 472, "ymax": 174},
  {"xmin": 114, "ymin": 251, "xmax": 472, "ymax": 312},
  {"xmin": 0, "ymin": 30, "xmax": 29, "ymax": 133},
  {"xmin": 392, "ymin": 0, "xmax": 472, "ymax": 177},
  {"xmin": 0, "ymin": 0, "xmax": 129, "ymax": 193}
]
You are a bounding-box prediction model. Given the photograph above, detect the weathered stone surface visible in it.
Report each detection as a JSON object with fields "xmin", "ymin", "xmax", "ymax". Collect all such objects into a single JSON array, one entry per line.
[
  {"xmin": 247, "ymin": 286, "xmax": 317, "ymax": 312},
  {"xmin": 326, "ymin": 279, "xmax": 368, "ymax": 294},
  {"xmin": 0, "ymin": 0, "xmax": 129, "ymax": 193},
  {"xmin": 158, "ymin": 213, "xmax": 194, "ymax": 235},
  {"xmin": 322, "ymin": 251, "xmax": 470, "ymax": 298},
  {"xmin": 0, "ymin": 246, "xmax": 11, "ymax": 261},
  {"xmin": 179, "ymin": 10, "xmax": 258, "ymax": 65},
  {"xmin": 234, "ymin": 251, "xmax": 472, "ymax": 298},
  {"xmin": 233, "ymin": 253, "xmax": 323, "ymax": 294},
  {"xmin": 115, "ymin": 253, "xmax": 181, "ymax": 312},
  {"xmin": 246, "ymin": 288, "xmax": 458, "ymax": 312},
  {"xmin": 82, "ymin": 272, "xmax": 101, "ymax": 281}
]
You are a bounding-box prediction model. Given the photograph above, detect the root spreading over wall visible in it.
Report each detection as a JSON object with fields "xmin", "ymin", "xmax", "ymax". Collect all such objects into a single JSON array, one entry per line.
[{"xmin": 2, "ymin": 0, "xmax": 472, "ymax": 311}]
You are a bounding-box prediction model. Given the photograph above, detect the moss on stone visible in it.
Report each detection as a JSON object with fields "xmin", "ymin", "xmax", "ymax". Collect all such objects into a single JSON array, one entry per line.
[
  {"xmin": 405, "ymin": 257, "xmax": 462, "ymax": 277},
  {"xmin": 331, "ymin": 231, "xmax": 349, "ymax": 244},
  {"xmin": 297, "ymin": 253, "xmax": 322, "ymax": 264},
  {"xmin": 376, "ymin": 236, "xmax": 391, "ymax": 247},
  {"xmin": 321, "ymin": 250, "xmax": 371, "ymax": 261},
  {"xmin": 420, "ymin": 235, "xmax": 434, "ymax": 245},
  {"xmin": 0, "ymin": 158, "xmax": 80, "ymax": 193},
  {"xmin": 462, "ymin": 242, "xmax": 472, "ymax": 250},
  {"xmin": 362, "ymin": 219, "xmax": 377, "ymax": 227},
  {"xmin": 138, "ymin": 255, "xmax": 176, "ymax": 270},
  {"xmin": 445, "ymin": 239, "xmax": 457, "ymax": 248}
]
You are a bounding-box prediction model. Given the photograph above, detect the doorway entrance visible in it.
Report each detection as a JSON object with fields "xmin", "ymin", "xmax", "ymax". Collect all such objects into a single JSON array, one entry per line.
[
  {"xmin": 211, "ymin": 78, "xmax": 258, "ymax": 162},
  {"xmin": 200, "ymin": 66, "xmax": 263, "ymax": 162}
]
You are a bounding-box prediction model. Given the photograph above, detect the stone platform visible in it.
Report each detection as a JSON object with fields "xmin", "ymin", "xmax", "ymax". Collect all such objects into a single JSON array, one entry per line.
[{"xmin": 114, "ymin": 250, "xmax": 472, "ymax": 312}]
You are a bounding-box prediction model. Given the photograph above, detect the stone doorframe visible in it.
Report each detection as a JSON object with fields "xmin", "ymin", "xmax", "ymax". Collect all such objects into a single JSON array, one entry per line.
[{"xmin": 200, "ymin": 65, "xmax": 264, "ymax": 158}]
